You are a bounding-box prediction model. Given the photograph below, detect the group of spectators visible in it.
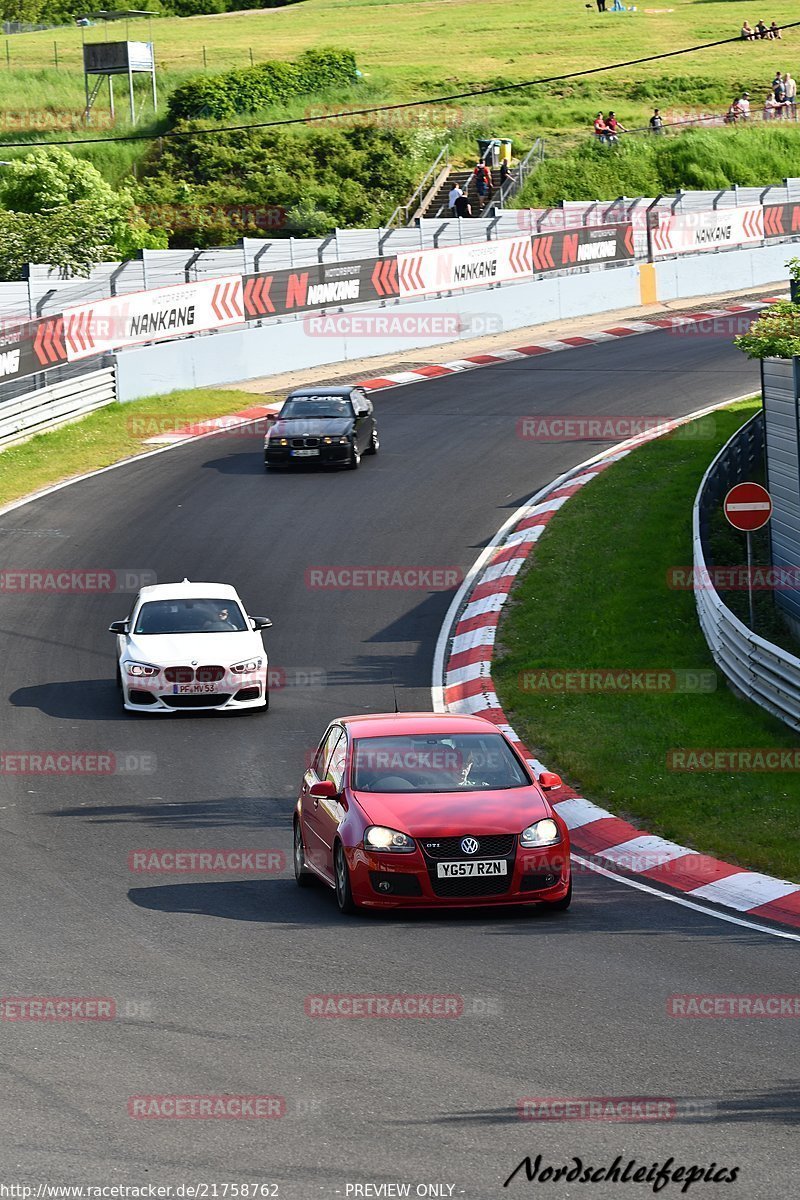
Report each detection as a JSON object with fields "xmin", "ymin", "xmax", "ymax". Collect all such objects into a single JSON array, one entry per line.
[
  {"xmin": 726, "ymin": 73, "xmax": 797, "ymax": 123},
  {"xmin": 592, "ymin": 111, "xmax": 628, "ymax": 143},
  {"xmin": 448, "ymin": 158, "xmax": 515, "ymax": 217},
  {"xmin": 741, "ymin": 20, "xmax": 783, "ymax": 42}
]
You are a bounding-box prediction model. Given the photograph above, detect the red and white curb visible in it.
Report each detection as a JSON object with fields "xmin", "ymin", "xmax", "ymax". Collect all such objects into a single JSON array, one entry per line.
[
  {"xmin": 358, "ymin": 301, "xmax": 781, "ymax": 390},
  {"xmin": 142, "ymin": 403, "xmax": 281, "ymax": 445},
  {"xmin": 433, "ymin": 405, "xmax": 800, "ymax": 932}
]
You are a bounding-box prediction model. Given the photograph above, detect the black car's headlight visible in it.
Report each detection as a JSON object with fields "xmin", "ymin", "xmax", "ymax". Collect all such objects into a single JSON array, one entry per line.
[
  {"xmin": 519, "ymin": 819, "xmax": 561, "ymax": 848},
  {"xmin": 364, "ymin": 826, "xmax": 416, "ymax": 853}
]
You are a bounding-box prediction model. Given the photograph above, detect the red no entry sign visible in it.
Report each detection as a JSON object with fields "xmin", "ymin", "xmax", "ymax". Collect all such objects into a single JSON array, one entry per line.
[{"xmin": 724, "ymin": 482, "xmax": 773, "ymax": 532}]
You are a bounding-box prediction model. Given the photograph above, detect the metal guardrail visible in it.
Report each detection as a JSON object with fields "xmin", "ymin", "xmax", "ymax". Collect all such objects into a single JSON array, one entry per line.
[
  {"xmin": 488, "ymin": 138, "xmax": 545, "ymax": 212},
  {"xmin": 694, "ymin": 410, "xmax": 800, "ymax": 731},
  {"xmin": 0, "ymin": 363, "xmax": 116, "ymax": 449},
  {"xmin": 387, "ymin": 143, "xmax": 450, "ymax": 229}
]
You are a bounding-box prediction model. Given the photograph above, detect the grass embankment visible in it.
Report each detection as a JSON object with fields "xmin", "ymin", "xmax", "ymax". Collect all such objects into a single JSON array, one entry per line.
[
  {"xmin": 515, "ymin": 125, "xmax": 800, "ymax": 206},
  {"xmin": 0, "ymin": 387, "xmax": 266, "ymax": 511},
  {"xmin": 493, "ymin": 399, "xmax": 800, "ymax": 882},
  {"xmin": 0, "ymin": 0, "xmax": 797, "ymax": 170}
]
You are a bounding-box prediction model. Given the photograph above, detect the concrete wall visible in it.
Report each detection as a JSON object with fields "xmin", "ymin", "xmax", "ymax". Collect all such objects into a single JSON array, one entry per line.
[
  {"xmin": 114, "ymin": 240, "xmax": 794, "ymax": 402},
  {"xmin": 114, "ymin": 265, "xmax": 643, "ymax": 402}
]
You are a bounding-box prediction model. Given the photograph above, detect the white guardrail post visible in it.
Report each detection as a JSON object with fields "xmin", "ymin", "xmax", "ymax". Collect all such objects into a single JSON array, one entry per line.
[
  {"xmin": 693, "ymin": 411, "xmax": 800, "ymax": 730},
  {"xmin": 0, "ymin": 366, "xmax": 117, "ymax": 450}
]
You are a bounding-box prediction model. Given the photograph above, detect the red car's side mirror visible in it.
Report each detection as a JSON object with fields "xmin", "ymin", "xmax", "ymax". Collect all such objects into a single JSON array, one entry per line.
[
  {"xmin": 309, "ymin": 780, "xmax": 338, "ymax": 799},
  {"xmin": 538, "ymin": 771, "xmax": 563, "ymax": 791}
]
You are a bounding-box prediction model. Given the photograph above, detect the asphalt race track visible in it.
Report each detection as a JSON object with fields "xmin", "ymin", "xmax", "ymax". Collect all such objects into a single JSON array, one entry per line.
[{"xmin": 1, "ymin": 321, "xmax": 797, "ymax": 1197}]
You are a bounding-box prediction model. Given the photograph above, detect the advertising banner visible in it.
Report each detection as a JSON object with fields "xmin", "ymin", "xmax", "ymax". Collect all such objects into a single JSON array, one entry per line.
[
  {"xmin": 763, "ymin": 203, "xmax": 800, "ymax": 238},
  {"xmin": 650, "ymin": 207, "xmax": 764, "ymax": 256},
  {"xmin": 531, "ymin": 224, "xmax": 634, "ymax": 273},
  {"xmin": 243, "ymin": 257, "xmax": 399, "ymax": 320},
  {"xmin": 61, "ymin": 276, "xmax": 244, "ymax": 362},
  {"xmin": 396, "ymin": 237, "xmax": 533, "ymax": 298}
]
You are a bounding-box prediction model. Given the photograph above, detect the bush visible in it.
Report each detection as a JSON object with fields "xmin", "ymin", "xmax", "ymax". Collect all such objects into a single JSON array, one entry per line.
[
  {"xmin": 735, "ymin": 300, "xmax": 800, "ymax": 360},
  {"xmin": 133, "ymin": 124, "xmax": 422, "ymax": 245},
  {"xmin": 167, "ymin": 47, "xmax": 358, "ymax": 122}
]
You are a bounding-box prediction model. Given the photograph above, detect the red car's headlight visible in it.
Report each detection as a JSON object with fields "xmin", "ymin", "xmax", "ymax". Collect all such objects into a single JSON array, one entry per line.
[{"xmin": 364, "ymin": 826, "xmax": 416, "ymax": 853}]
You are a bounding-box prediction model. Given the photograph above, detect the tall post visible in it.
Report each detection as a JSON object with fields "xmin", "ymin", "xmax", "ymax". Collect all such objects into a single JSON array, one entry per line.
[
  {"xmin": 108, "ymin": 75, "xmax": 115, "ymax": 123},
  {"xmin": 746, "ymin": 531, "xmax": 756, "ymax": 631},
  {"xmin": 128, "ymin": 63, "xmax": 135, "ymax": 125}
]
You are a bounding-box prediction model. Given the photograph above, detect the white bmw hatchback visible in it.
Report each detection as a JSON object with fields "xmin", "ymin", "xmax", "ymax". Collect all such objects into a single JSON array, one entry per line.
[{"xmin": 110, "ymin": 580, "xmax": 272, "ymax": 714}]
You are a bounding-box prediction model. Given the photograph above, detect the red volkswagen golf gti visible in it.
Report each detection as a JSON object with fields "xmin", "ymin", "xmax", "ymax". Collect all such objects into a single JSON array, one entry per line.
[{"xmin": 293, "ymin": 712, "xmax": 572, "ymax": 914}]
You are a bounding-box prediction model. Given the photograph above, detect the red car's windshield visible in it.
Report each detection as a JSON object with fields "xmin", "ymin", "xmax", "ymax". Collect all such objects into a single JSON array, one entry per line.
[{"xmin": 351, "ymin": 733, "xmax": 529, "ymax": 793}]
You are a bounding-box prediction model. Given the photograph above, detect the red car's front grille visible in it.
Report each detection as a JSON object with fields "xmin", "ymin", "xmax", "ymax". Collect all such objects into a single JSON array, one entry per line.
[
  {"xmin": 420, "ymin": 834, "xmax": 516, "ymax": 860},
  {"xmin": 429, "ymin": 873, "xmax": 513, "ymax": 899}
]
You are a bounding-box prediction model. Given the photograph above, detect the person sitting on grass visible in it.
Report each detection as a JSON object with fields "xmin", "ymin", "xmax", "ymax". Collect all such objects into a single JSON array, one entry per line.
[
  {"xmin": 741, "ymin": 20, "xmax": 755, "ymax": 41},
  {"xmin": 755, "ymin": 19, "xmax": 769, "ymax": 39},
  {"xmin": 770, "ymin": 20, "xmax": 782, "ymax": 40}
]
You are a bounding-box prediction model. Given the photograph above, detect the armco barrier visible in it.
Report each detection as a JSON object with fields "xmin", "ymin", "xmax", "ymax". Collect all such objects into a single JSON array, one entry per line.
[
  {"xmin": 0, "ymin": 364, "xmax": 116, "ymax": 449},
  {"xmin": 694, "ymin": 411, "xmax": 800, "ymax": 731}
]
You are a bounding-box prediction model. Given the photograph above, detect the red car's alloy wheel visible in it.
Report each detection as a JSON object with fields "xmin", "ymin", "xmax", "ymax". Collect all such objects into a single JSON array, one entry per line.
[{"xmin": 334, "ymin": 842, "xmax": 357, "ymax": 914}]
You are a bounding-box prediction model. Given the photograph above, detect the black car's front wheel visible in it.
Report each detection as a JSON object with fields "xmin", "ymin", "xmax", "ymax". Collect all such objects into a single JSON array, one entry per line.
[
  {"xmin": 365, "ymin": 428, "xmax": 379, "ymax": 455},
  {"xmin": 346, "ymin": 441, "xmax": 361, "ymax": 470},
  {"xmin": 334, "ymin": 842, "xmax": 357, "ymax": 913}
]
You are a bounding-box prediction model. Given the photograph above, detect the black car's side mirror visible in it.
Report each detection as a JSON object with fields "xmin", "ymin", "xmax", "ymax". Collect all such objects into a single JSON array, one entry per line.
[
  {"xmin": 108, "ymin": 621, "xmax": 127, "ymax": 634},
  {"xmin": 251, "ymin": 616, "xmax": 273, "ymax": 630}
]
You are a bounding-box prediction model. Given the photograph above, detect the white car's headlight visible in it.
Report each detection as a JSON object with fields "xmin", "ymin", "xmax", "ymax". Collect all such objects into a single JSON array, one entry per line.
[
  {"xmin": 125, "ymin": 661, "xmax": 159, "ymax": 677},
  {"xmin": 364, "ymin": 826, "xmax": 416, "ymax": 853},
  {"xmin": 520, "ymin": 818, "xmax": 560, "ymax": 848},
  {"xmin": 231, "ymin": 657, "xmax": 263, "ymax": 674}
]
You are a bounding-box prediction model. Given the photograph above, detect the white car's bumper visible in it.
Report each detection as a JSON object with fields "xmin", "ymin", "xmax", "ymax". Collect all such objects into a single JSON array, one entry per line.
[{"xmin": 121, "ymin": 666, "xmax": 269, "ymax": 713}]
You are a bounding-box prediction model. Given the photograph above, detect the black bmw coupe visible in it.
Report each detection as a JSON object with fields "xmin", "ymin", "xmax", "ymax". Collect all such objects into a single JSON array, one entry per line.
[{"xmin": 264, "ymin": 386, "xmax": 379, "ymax": 471}]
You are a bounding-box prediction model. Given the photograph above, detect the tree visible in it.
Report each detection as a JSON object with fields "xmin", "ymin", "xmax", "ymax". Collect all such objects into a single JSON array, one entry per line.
[{"xmin": 0, "ymin": 148, "xmax": 166, "ymax": 277}]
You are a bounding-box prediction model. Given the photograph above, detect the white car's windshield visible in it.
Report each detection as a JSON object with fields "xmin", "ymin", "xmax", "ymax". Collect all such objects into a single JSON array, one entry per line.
[
  {"xmin": 351, "ymin": 733, "xmax": 529, "ymax": 793},
  {"xmin": 281, "ymin": 397, "xmax": 352, "ymax": 419},
  {"xmin": 134, "ymin": 599, "xmax": 248, "ymax": 635}
]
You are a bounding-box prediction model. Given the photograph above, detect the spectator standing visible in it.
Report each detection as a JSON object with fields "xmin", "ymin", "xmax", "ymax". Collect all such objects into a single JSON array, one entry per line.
[
  {"xmin": 499, "ymin": 159, "xmax": 515, "ymax": 188},
  {"xmin": 472, "ymin": 160, "xmax": 492, "ymax": 211},
  {"xmin": 773, "ymin": 72, "xmax": 786, "ymax": 102},
  {"xmin": 764, "ymin": 92, "xmax": 781, "ymax": 120},
  {"xmin": 784, "ymin": 73, "xmax": 797, "ymax": 117},
  {"xmin": 454, "ymin": 190, "xmax": 472, "ymax": 219},
  {"xmin": 596, "ymin": 0, "xmax": 606, "ymax": 11},
  {"xmin": 593, "ymin": 111, "xmax": 609, "ymax": 142},
  {"xmin": 449, "ymin": 182, "xmax": 463, "ymax": 215},
  {"xmin": 737, "ymin": 91, "xmax": 751, "ymax": 119},
  {"xmin": 605, "ymin": 112, "xmax": 627, "ymax": 142},
  {"xmin": 649, "ymin": 108, "xmax": 664, "ymax": 134}
]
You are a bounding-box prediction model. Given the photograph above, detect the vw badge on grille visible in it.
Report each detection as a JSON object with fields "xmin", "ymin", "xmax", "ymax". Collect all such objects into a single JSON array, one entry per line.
[{"xmin": 461, "ymin": 837, "xmax": 479, "ymax": 855}]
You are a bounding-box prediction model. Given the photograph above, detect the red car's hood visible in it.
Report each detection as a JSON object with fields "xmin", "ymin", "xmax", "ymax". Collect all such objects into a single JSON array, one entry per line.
[{"xmin": 352, "ymin": 786, "xmax": 552, "ymax": 836}]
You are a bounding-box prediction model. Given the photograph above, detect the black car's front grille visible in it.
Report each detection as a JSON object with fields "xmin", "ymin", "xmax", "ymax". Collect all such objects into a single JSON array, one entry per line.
[
  {"xmin": 430, "ymin": 872, "xmax": 513, "ymax": 899},
  {"xmin": 291, "ymin": 437, "xmax": 320, "ymax": 448},
  {"xmin": 161, "ymin": 694, "xmax": 231, "ymax": 709},
  {"xmin": 420, "ymin": 834, "xmax": 517, "ymax": 860}
]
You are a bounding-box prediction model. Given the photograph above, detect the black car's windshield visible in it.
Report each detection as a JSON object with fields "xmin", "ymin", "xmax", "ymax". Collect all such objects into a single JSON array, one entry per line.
[
  {"xmin": 134, "ymin": 599, "xmax": 248, "ymax": 635},
  {"xmin": 280, "ymin": 396, "xmax": 352, "ymax": 419},
  {"xmin": 351, "ymin": 733, "xmax": 529, "ymax": 793}
]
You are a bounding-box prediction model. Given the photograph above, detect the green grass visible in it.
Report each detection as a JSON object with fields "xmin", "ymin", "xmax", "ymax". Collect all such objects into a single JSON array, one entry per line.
[
  {"xmin": 493, "ymin": 399, "xmax": 800, "ymax": 883},
  {"xmin": 515, "ymin": 124, "xmax": 800, "ymax": 206},
  {"xmin": 0, "ymin": 0, "xmax": 797, "ymax": 166},
  {"xmin": 0, "ymin": 386, "xmax": 270, "ymax": 511}
]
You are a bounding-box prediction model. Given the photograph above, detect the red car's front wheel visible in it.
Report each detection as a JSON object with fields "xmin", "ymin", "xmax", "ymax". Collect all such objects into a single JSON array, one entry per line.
[{"xmin": 334, "ymin": 842, "xmax": 358, "ymax": 914}]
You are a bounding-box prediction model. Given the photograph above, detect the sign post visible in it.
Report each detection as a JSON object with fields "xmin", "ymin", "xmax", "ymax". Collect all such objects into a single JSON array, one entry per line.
[{"xmin": 723, "ymin": 482, "xmax": 773, "ymax": 631}]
